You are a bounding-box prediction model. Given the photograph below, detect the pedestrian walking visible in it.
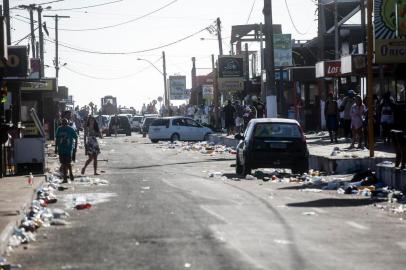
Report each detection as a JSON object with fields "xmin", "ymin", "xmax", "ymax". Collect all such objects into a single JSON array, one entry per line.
[
  {"xmin": 324, "ymin": 92, "xmax": 339, "ymax": 143},
  {"xmin": 223, "ymin": 100, "xmax": 236, "ymax": 136},
  {"xmin": 349, "ymin": 95, "xmax": 365, "ymax": 149},
  {"xmin": 81, "ymin": 115, "xmax": 103, "ymax": 176},
  {"xmin": 380, "ymin": 92, "xmax": 395, "ymax": 143},
  {"xmin": 55, "ymin": 118, "xmax": 78, "ymax": 183},
  {"xmin": 340, "ymin": 90, "xmax": 356, "ymax": 140},
  {"xmin": 337, "ymin": 94, "xmax": 345, "ymax": 137}
]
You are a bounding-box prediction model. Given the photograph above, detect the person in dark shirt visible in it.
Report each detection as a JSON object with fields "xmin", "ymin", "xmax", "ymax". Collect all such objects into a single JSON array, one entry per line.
[
  {"xmin": 55, "ymin": 118, "xmax": 78, "ymax": 183},
  {"xmin": 222, "ymin": 100, "xmax": 236, "ymax": 136}
]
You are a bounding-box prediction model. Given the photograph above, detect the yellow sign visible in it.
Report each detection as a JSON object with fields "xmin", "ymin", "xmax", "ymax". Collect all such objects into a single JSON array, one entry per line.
[
  {"xmin": 22, "ymin": 122, "xmax": 39, "ymax": 136},
  {"xmin": 374, "ymin": 0, "xmax": 406, "ymax": 63}
]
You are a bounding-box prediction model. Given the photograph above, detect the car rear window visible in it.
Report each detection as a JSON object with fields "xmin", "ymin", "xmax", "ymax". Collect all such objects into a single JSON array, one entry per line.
[
  {"xmin": 151, "ymin": 119, "xmax": 169, "ymax": 127},
  {"xmin": 253, "ymin": 123, "xmax": 302, "ymax": 139}
]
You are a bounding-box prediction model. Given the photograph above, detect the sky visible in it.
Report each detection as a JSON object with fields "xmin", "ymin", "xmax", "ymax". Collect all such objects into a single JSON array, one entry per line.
[{"xmin": 10, "ymin": 0, "xmax": 323, "ymax": 111}]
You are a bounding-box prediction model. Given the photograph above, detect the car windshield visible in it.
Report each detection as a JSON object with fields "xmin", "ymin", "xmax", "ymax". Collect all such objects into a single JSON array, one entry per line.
[{"xmin": 253, "ymin": 123, "xmax": 302, "ymax": 139}]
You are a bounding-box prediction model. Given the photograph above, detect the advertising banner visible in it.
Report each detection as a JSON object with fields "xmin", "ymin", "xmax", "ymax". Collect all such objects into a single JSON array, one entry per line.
[
  {"xmin": 218, "ymin": 55, "xmax": 244, "ymax": 92},
  {"xmin": 374, "ymin": 0, "xmax": 406, "ymax": 63},
  {"xmin": 202, "ymin": 84, "xmax": 214, "ymax": 99},
  {"xmin": 0, "ymin": 46, "xmax": 29, "ymax": 77},
  {"xmin": 169, "ymin": 76, "xmax": 187, "ymax": 100},
  {"xmin": 273, "ymin": 34, "xmax": 292, "ymax": 67},
  {"xmin": 20, "ymin": 78, "xmax": 57, "ymax": 92}
]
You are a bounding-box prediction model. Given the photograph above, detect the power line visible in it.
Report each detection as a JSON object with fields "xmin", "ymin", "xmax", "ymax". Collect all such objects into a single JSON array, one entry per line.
[
  {"xmin": 47, "ymin": 0, "xmax": 124, "ymax": 12},
  {"xmin": 246, "ymin": 0, "xmax": 256, "ymax": 24},
  {"xmin": 61, "ymin": 57, "xmax": 162, "ymax": 80},
  {"xmin": 44, "ymin": 24, "xmax": 213, "ymax": 55},
  {"xmin": 48, "ymin": 0, "xmax": 178, "ymax": 32},
  {"xmin": 284, "ymin": 0, "xmax": 314, "ymax": 35}
]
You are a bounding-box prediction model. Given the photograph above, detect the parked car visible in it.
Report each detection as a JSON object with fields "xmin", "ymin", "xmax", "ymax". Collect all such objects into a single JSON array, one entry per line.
[
  {"xmin": 235, "ymin": 118, "xmax": 309, "ymax": 176},
  {"xmin": 140, "ymin": 116, "xmax": 159, "ymax": 134},
  {"xmin": 130, "ymin": 115, "xmax": 143, "ymax": 132},
  {"xmin": 148, "ymin": 116, "xmax": 213, "ymax": 143},
  {"xmin": 106, "ymin": 115, "xmax": 132, "ymax": 136}
]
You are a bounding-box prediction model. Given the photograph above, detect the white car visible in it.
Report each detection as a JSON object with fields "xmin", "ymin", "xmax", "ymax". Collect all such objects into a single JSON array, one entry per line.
[
  {"xmin": 148, "ymin": 116, "xmax": 213, "ymax": 143},
  {"xmin": 130, "ymin": 115, "xmax": 143, "ymax": 131}
]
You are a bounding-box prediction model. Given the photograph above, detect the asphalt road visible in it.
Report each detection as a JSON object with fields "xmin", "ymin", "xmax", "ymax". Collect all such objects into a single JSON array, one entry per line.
[{"xmin": 7, "ymin": 133, "xmax": 406, "ymax": 270}]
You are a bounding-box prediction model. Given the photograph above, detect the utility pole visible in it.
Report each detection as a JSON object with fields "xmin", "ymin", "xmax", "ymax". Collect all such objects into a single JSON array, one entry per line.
[
  {"xmin": 3, "ymin": 0, "xmax": 10, "ymax": 44},
  {"xmin": 360, "ymin": 0, "xmax": 366, "ymax": 50},
  {"xmin": 216, "ymin": 18, "xmax": 223, "ymax": 56},
  {"xmin": 44, "ymin": 14, "xmax": 70, "ymax": 78},
  {"xmin": 244, "ymin": 43, "xmax": 250, "ymax": 82},
  {"xmin": 37, "ymin": 6, "xmax": 44, "ymax": 77},
  {"xmin": 162, "ymin": 51, "xmax": 168, "ymax": 107},
  {"xmin": 29, "ymin": 7, "xmax": 36, "ymax": 57},
  {"xmin": 263, "ymin": 0, "xmax": 277, "ymax": 117},
  {"xmin": 366, "ymin": 0, "xmax": 374, "ymax": 157},
  {"xmin": 212, "ymin": 54, "xmax": 220, "ymax": 129}
]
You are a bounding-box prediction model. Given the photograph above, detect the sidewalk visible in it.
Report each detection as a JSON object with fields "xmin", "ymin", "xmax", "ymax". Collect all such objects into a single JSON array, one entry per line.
[
  {"xmin": 208, "ymin": 132, "xmax": 396, "ymax": 174},
  {"xmin": 0, "ymin": 142, "xmax": 58, "ymax": 256},
  {"xmin": 0, "ymin": 175, "xmax": 45, "ymax": 255}
]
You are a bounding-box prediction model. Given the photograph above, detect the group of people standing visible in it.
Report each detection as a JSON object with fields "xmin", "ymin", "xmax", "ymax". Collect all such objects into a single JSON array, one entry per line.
[
  {"xmin": 222, "ymin": 97, "xmax": 266, "ymax": 136},
  {"xmin": 324, "ymin": 90, "xmax": 396, "ymax": 149},
  {"xmin": 55, "ymin": 113, "xmax": 103, "ymax": 183}
]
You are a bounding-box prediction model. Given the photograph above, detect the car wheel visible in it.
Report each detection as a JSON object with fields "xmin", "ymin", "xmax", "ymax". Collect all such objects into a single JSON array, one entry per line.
[
  {"xmin": 292, "ymin": 160, "xmax": 309, "ymax": 175},
  {"xmin": 236, "ymin": 157, "xmax": 243, "ymax": 175},
  {"xmin": 242, "ymin": 163, "xmax": 252, "ymax": 176},
  {"xmin": 170, "ymin": 133, "xmax": 180, "ymax": 142},
  {"xmin": 203, "ymin": 133, "xmax": 211, "ymax": 141},
  {"xmin": 151, "ymin": 139, "xmax": 159, "ymax": 143}
]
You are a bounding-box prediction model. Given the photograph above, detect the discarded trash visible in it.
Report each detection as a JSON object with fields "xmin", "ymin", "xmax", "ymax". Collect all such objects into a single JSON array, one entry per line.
[
  {"xmin": 302, "ymin": 211, "xmax": 317, "ymax": 216},
  {"xmin": 28, "ymin": 172, "xmax": 34, "ymax": 186},
  {"xmin": 300, "ymin": 188, "xmax": 322, "ymax": 193},
  {"xmin": 75, "ymin": 203, "xmax": 92, "ymax": 210},
  {"xmin": 208, "ymin": 172, "xmax": 223, "ymax": 178},
  {"xmin": 141, "ymin": 186, "xmax": 151, "ymax": 190},
  {"xmin": 51, "ymin": 219, "xmax": 69, "ymax": 226},
  {"xmin": 245, "ymin": 174, "xmax": 256, "ymax": 180}
]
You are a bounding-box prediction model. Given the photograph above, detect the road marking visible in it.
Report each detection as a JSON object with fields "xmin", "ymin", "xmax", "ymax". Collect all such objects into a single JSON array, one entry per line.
[
  {"xmin": 397, "ymin": 242, "xmax": 406, "ymax": 250},
  {"xmin": 346, "ymin": 221, "xmax": 369, "ymax": 230}
]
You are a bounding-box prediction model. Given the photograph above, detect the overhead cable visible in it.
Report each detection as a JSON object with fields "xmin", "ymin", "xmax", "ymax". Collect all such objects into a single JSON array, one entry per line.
[
  {"xmin": 246, "ymin": 0, "xmax": 256, "ymax": 24},
  {"xmin": 49, "ymin": 0, "xmax": 178, "ymax": 32},
  {"xmin": 47, "ymin": 0, "xmax": 124, "ymax": 11},
  {"xmin": 44, "ymin": 24, "xmax": 213, "ymax": 55},
  {"xmin": 284, "ymin": 0, "xmax": 314, "ymax": 35}
]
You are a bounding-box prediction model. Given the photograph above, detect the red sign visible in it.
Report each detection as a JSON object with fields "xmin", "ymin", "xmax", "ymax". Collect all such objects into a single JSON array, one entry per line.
[{"xmin": 324, "ymin": 60, "xmax": 341, "ymax": 77}]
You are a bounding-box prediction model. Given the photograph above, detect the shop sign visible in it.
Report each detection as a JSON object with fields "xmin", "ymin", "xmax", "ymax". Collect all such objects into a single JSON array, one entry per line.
[
  {"xmin": 374, "ymin": 0, "xmax": 406, "ymax": 63},
  {"xmin": 169, "ymin": 76, "xmax": 187, "ymax": 100},
  {"xmin": 315, "ymin": 60, "xmax": 341, "ymax": 78},
  {"xmin": 341, "ymin": 54, "xmax": 366, "ymax": 75},
  {"xmin": 29, "ymin": 58, "xmax": 41, "ymax": 79},
  {"xmin": 274, "ymin": 34, "xmax": 292, "ymax": 67},
  {"xmin": 20, "ymin": 78, "xmax": 57, "ymax": 92},
  {"xmin": 0, "ymin": 46, "xmax": 28, "ymax": 77},
  {"xmin": 218, "ymin": 55, "xmax": 244, "ymax": 92},
  {"xmin": 202, "ymin": 84, "xmax": 214, "ymax": 99},
  {"xmin": 22, "ymin": 122, "xmax": 39, "ymax": 136}
]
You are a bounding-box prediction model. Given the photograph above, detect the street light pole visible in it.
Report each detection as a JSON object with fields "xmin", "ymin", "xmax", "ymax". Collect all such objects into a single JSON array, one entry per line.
[{"xmin": 162, "ymin": 51, "xmax": 168, "ymax": 107}]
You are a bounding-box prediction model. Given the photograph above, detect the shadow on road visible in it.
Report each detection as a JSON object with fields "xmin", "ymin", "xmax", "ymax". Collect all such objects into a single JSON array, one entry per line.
[
  {"xmin": 116, "ymin": 158, "xmax": 234, "ymax": 170},
  {"xmin": 287, "ymin": 198, "xmax": 373, "ymax": 208}
]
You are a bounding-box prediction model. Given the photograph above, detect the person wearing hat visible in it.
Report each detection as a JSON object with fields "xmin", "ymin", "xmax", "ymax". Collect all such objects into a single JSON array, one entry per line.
[
  {"xmin": 55, "ymin": 118, "xmax": 78, "ymax": 183},
  {"xmin": 339, "ymin": 90, "xmax": 356, "ymax": 140}
]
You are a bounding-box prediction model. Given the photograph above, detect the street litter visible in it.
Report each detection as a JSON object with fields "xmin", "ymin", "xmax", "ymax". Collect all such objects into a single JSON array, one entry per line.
[
  {"xmin": 302, "ymin": 211, "xmax": 318, "ymax": 216},
  {"xmin": 141, "ymin": 186, "xmax": 151, "ymax": 190},
  {"xmin": 208, "ymin": 171, "xmax": 223, "ymax": 178},
  {"xmin": 300, "ymin": 188, "xmax": 322, "ymax": 193}
]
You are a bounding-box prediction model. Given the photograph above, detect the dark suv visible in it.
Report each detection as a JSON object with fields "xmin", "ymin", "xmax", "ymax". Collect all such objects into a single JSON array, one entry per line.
[
  {"xmin": 235, "ymin": 118, "xmax": 309, "ymax": 176},
  {"xmin": 106, "ymin": 115, "xmax": 132, "ymax": 136}
]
